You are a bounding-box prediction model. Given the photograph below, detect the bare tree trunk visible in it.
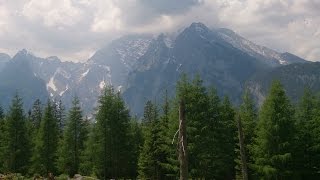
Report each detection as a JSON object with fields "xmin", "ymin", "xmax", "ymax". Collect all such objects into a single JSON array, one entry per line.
[
  {"xmin": 237, "ymin": 115, "xmax": 248, "ymax": 180},
  {"xmin": 179, "ymin": 99, "xmax": 188, "ymax": 180}
]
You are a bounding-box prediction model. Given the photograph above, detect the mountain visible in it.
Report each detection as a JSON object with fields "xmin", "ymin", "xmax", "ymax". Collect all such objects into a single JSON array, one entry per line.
[
  {"xmin": 214, "ymin": 28, "xmax": 306, "ymax": 66},
  {"xmin": 123, "ymin": 22, "xmax": 274, "ymax": 115},
  {"xmin": 0, "ymin": 22, "xmax": 310, "ymax": 115},
  {"xmin": 247, "ymin": 62, "xmax": 320, "ymax": 106},
  {"xmin": 0, "ymin": 53, "xmax": 10, "ymax": 71},
  {"xmin": 0, "ymin": 50, "xmax": 48, "ymax": 110}
]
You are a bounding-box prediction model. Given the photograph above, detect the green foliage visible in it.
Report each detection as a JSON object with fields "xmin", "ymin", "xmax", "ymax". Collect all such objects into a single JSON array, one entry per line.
[
  {"xmin": 253, "ymin": 80, "xmax": 295, "ymax": 179},
  {"xmin": 294, "ymin": 88, "xmax": 320, "ymax": 178},
  {"xmin": 138, "ymin": 100, "xmax": 171, "ymax": 179},
  {"xmin": 169, "ymin": 75, "xmax": 237, "ymax": 179},
  {"xmin": 87, "ymin": 87, "xmax": 132, "ymax": 179},
  {"xmin": 57, "ymin": 96, "xmax": 88, "ymax": 177},
  {"xmin": 2, "ymin": 75, "xmax": 320, "ymax": 179},
  {"xmin": 0, "ymin": 104, "xmax": 6, "ymax": 172},
  {"xmin": 2, "ymin": 93, "xmax": 31, "ymax": 174},
  {"xmin": 235, "ymin": 90, "xmax": 257, "ymax": 179},
  {"xmin": 29, "ymin": 99, "xmax": 42, "ymax": 129},
  {"xmin": 31, "ymin": 100, "xmax": 59, "ymax": 175}
]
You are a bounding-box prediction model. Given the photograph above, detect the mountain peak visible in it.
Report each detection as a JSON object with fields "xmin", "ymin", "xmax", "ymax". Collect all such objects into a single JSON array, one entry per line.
[
  {"xmin": 188, "ymin": 22, "xmax": 210, "ymax": 33},
  {"xmin": 15, "ymin": 49, "xmax": 35, "ymax": 58},
  {"xmin": 46, "ymin": 56, "xmax": 61, "ymax": 62}
]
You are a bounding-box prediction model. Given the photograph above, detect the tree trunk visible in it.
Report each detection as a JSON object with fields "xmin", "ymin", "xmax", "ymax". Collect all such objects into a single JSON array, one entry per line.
[
  {"xmin": 237, "ymin": 115, "xmax": 248, "ymax": 180},
  {"xmin": 179, "ymin": 99, "xmax": 188, "ymax": 180}
]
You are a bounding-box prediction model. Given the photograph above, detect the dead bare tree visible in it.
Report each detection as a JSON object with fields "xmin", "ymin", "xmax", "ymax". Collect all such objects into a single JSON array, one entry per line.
[
  {"xmin": 237, "ymin": 114, "xmax": 248, "ymax": 180},
  {"xmin": 179, "ymin": 99, "xmax": 188, "ymax": 180}
]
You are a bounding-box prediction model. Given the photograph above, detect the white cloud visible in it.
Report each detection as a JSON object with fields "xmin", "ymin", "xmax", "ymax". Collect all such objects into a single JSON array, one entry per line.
[
  {"xmin": 22, "ymin": 0, "xmax": 82, "ymax": 27},
  {"xmin": 0, "ymin": 0, "xmax": 319, "ymax": 61},
  {"xmin": 90, "ymin": 1, "xmax": 123, "ymax": 32}
]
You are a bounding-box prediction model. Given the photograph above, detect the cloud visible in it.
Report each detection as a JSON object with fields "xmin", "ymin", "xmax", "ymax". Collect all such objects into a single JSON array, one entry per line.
[{"xmin": 0, "ymin": 0, "xmax": 319, "ymax": 61}]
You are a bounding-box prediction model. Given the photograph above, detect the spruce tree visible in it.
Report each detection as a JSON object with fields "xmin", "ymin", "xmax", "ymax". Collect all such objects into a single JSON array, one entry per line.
[
  {"xmin": 0, "ymin": 105, "xmax": 4, "ymax": 119},
  {"xmin": 0, "ymin": 105, "xmax": 7, "ymax": 172},
  {"xmin": 253, "ymin": 80, "xmax": 295, "ymax": 179},
  {"xmin": 54, "ymin": 100, "xmax": 66, "ymax": 136},
  {"xmin": 30, "ymin": 99, "xmax": 42, "ymax": 129},
  {"xmin": 92, "ymin": 87, "xmax": 131, "ymax": 179},
  {"xmin": 79, "ymin": 122, "xmax": 96, "ymax": 176},
  {"xmin": 4, "ymin": 94, "xmax": 31, "ymax": 174},
  {"xmin": 218, "ymin": 96, "xmax": 237, "ymax": 179},
  {"xmin": 158, "ymin": 90, "xmax": 173, "ymax": 177},
  {"xmin": 31, "ymin": 100, "xmax": 59, "ymax": 175},
  {"xmin": 294, "ymin": 88, "xmax": 320, "ymax": 178},
  {"xmin": 138, "ymin": 101, "xmax": 159, "ymax": 179},
  {"xmin": 57, "ymin": 96, "xmax": 88, "ymax": 177},
  {"xmin": 127, "ymin": 118, "xmax": 143, "ymax": 178},
  {"xmin": 236, "ymin": 90, "xmax": 257, "ymax": 179}
]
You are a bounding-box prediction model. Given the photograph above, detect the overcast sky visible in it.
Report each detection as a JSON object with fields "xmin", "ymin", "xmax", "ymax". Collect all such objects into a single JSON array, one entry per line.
[{"xmin": 0, "ymin": 0, "xmax": 319, "ymax": 62}]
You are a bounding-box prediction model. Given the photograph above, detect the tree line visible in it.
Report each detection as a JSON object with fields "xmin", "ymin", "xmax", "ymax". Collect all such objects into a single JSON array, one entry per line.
[{"xmin": 0, "ymin": 74, "xmax": 320, "ymax": 179}]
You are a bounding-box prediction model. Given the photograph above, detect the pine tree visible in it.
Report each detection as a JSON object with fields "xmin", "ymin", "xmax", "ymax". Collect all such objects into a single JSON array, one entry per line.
[
  {"xmin": 253, "ymin": 80, "xmax": 295, "ymax": 179},
  {"xmin": 31, "ymin": 100, "xmax": 59, "ymax": 176},
  {"xmin": 200, "ymin": 87, "xmax": 222, "ymax": 178},
  {"xmin": 54, "ymin": 100, "xmax": 66, "ymax": 136},
  {"xmin": 0, "ymin": 105, "xmax": 7, "ymax": 172},
  {"xmin": 138, "ymin": 97, "xmax": 172, "ymax": 179},
  {"xmin": 0, "ymin": 105, "xmax": 4, "ymax": 119},
  {"xmin": 127, "ymin": 117, "xmax": 143, "ymax": 178},
  {"xmin": 218, "ymin": 96, "xmax": 237, "ymax": 179},
  {"xmin": 92, "ymin": 87, "xmax": 132, "ymax": 179},
  {"xmin": 3, "ymin": 94, "xmax": 31, "ymax": 174},
  {"xmin": 79, "ymin": 121, "xmax": 96, "ymax": 177},
  {"xmin": 30, "ymin": 99, "xmax": 42, "ymax": 129},
  {"xmin": 57, "ymin": 96, "xmax": 88, "ymax": 177},
  {"xmin": 236, "ymin": 90, "xmax": 257, "ymax": 179},
  {"xmin": 138, "ymin": 101, "xmax": 161, "ymax": 179},
  {"xmin": 294, "ymin": 88, "xmax": 320, "ymax": 178},
  {"xmin": 158, "ymin": 90, "xmax": 173, "ymax": 177}
]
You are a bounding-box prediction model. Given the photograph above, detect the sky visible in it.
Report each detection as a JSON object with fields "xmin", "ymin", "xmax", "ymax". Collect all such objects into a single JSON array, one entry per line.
[{"xmin": 0, "ymin": 0, "xmax": 319, "ymax": 62}]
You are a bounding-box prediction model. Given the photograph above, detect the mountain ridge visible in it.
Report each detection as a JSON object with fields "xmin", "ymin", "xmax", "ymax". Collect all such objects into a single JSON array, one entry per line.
[{"xmin": 0, "ymin": 22, "xmax": 310, "ymax": 115}]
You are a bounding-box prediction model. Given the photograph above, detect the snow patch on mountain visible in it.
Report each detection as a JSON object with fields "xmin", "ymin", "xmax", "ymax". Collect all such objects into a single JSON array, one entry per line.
[
  {"xmin": 59, "ymin": 84, "xmax": 69, "ymax": 96},
  {"xmin": 114, "ymin": 37, "xmax": 152, "ymax": 68},
  {"xmin": 80, "ymin": 68, "xmax": 90, "ymax": 80},
  {"xmin": 57, "ymin": 67, "xmax": 71, "ymax": 79},
  {"xmin": 215, "ymin": 28, "xmax": 288, "ymax": 65},
  {"xmin": 47, "ymin": 76, "xmax": 57, "ymax": 92},
  {"xmin": 99, "ymin": 80, "xmax": 106, "ymax": 89}
]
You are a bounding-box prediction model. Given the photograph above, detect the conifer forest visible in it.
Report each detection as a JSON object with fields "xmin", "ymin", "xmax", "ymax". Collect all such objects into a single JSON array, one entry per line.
[{"xmin": 1, "ymin": 75, "xmax": 320, "ymax": 180}]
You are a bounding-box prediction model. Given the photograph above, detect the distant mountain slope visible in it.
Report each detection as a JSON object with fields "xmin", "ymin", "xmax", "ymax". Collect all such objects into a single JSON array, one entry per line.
[
  {"xmin": 214, "ymin": 28, "xmax": 306, "ymax": 66},
  {"xmin": 123, "ymin": 23, "xmax": 271, "ymax": 115},
  {"xmin": 247, "ymin": 62, "xmax": 320, "ymax": 106},
  {"xmin": 0, "ymin": 53, "xmax": 10, "ymax": 71},
  {"xmin": 0, "ymin": 50, "xmax": 48, "ymax": 110}
]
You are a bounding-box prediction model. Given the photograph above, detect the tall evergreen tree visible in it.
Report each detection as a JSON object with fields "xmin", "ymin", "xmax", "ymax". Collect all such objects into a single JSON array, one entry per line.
[
  {"xmin": 178, "ymin": 75, "xmax": 210, "ymax": 178},
  {"xmin": 91, "ymin": 87, "xmax": 132, "ymax": 179},
  {"xmin": 127, "ymin": 118, "xmax": 143, "ymax": 178},
  {"xmin": 57, "ymin": 96, "xmax": 88, "ymax": 177},
  {"xmin": 253, "ymin": 80, "xmax": 295, "ymax": 179},
  {"xmin": 0, "ymin": 105, "xmax": 7, "ymax": 172},
  {"xmin": 236, "ymin": 90, "xmax": 257, "ymax": 179},
  {"xmin": 217, "ymin": 96, "xmax": 237, "ymax": 179},
  {"xmin": 200, "ymin": 88, "xmax": 223, "ymax": 179},
  {"xmin": 3, "ymin": 94, "xmax": 31, "ymax": 174},
  {"xmin": 30, "ymin": 99, "xmax": 42, "ymax": 129},
  {"xmin": 31, "ymin": 100, "xmax": 59, "ymax": 175},
  {"xmin": 0, "ymin": 105, "xmax": 4, "ymax": 119},
  {"xmin": 294, "ymin": 88, "xmax": 320, "ymax": 178},
  {"xmin": 54, "ymin": 100, "xmax": 66, "ymax": 136},
  {"xmin": 138, "ymin": 100, "xmax": 168, "ymax": 179}
]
